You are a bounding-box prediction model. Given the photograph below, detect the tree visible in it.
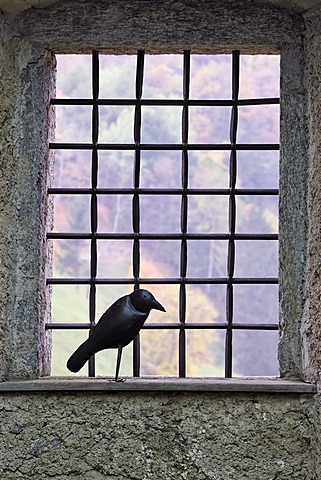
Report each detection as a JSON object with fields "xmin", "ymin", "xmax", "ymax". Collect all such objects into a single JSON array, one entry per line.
[{"xmin": 51, "ymin": 53, "xmax": 280, "ymax": 376}]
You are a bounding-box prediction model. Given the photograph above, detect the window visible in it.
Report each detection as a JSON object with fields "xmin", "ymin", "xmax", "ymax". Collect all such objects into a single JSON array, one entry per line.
[{"xmin": 47, "ymin": 50, "xmax": 279, "ymax": 378}]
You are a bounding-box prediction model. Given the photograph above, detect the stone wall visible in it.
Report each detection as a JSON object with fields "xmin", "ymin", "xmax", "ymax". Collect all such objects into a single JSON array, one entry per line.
[
  {"xmin": 0, "ymin": 391, "xmax": 317, "ymax": 479},
  {"xmin": 0, "ymin": 19, "xmax": 54, "ymax": 380},
  {"xmin": 301, "ymin": 7, "xmax": 321, "ymax": 383},
  {"xmin": 1, "ymin": 1, "xmax": 321, "ymax": 478},
  {"xmin": 0, "ymin": 0, "xmax": 308, "ymax": 382}
]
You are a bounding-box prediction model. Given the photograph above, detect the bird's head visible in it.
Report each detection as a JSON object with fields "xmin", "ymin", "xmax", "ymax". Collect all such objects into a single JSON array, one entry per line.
[{"xmin": 130, "ymin": 289, "xmax": 166, "ymax": 314}]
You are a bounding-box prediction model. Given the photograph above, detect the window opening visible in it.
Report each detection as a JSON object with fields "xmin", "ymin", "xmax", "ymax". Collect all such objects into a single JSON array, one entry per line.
[{"xmin": 48, "ymin": 50, "xmax": 279, "ymax": 378}]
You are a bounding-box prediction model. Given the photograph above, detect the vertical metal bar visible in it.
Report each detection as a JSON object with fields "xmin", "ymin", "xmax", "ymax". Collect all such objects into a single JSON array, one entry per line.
[
  {"xmin": 225, "ymin": 50, "xmax": 240, "ymax": 378},
  {"xmin": 88, "ymin": 50, "xmax": 100, "ymax": 377},
  {"xmin": 132, "ymin": 50, "xmax": 145, "ymax": 377},
  {"xmin": 179, "ymin": 51, "xmax": 190, "ymax": 377}
]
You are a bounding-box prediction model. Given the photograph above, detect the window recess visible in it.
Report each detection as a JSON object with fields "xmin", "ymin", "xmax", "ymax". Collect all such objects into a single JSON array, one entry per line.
[{"xmin": 48, "ymin": 50, "xmax": 279, "ymax": 379}]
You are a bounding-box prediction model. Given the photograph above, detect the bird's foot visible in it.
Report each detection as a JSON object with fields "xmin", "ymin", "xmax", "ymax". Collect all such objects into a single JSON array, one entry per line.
[{"xmin": 110, "ymin": 377, "xmax": 126, "ymax": 383}]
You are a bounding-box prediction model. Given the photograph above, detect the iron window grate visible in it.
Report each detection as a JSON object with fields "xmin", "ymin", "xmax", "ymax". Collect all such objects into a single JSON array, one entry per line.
[{"xmin": 47, "ymin": 50, "xmax": 279, "ymax": 378}]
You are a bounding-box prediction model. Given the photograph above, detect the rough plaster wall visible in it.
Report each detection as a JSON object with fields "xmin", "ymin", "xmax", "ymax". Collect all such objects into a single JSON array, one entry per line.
[
  {"xmin": 17, "ymin": 0, "xmax": 302, "ymax": 54},
  {"xmin": 2, "ymin": 0, "xmax": 321, "ymax": 17},
  {"xmin": 0, "ymin": 392, "xmax": 317, "ymax": 479},
  {"xmin": 278, "ymin": 40, "xmax": 308, "ymax": 379},
  {"xmin": 297, "ymin": 3, "xmax": 321, "ymax": 384},
  {"xmin": 255, "ymin": 0, "xmax": 321, "ymax": 11},
  {"xmin": 0, "ymin": 15, "xmax": 54, "ymax": 380},
  {"xmin": 301, "ymin": 8, "xmax": 321, "ymax": 383}
]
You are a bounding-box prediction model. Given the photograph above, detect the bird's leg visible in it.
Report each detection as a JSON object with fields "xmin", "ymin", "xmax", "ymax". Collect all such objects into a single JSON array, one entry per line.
[{"xmin": 113, "ymin": 345, "xmax": 125, "ymax": 382}]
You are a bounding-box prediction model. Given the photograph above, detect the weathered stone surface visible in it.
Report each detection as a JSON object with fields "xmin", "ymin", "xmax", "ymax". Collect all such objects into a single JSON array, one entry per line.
[
  {"xmin": 2, "ymin": 0, "xmax": 321, "ymax": 18},
  {"xmin": 278, "ymin": 40, "xmax": 308, "ymax": 380},
  {"xmin": 0, "ymin": 376, "xmax": 317, "ymax": 393},
  {"xmin": 0, "ymin": 392, "xmax": 317, "ymax": 479},
  {"xmin": 256, "ymin": 0, "xmax": 321, "ymax": 11},
  {"xmin": 17, "ymin": 0, "xmax": 303, "ymax": 54},
  {"xmin": 3, "ymin": 0, "xmax": 321, "ymax": 18},
  {"xmin": 0, "ymin": 16, "xmax": 54, "ymax": 380},
  {"xmin": 301, "ymin": 7, "xmax": 321, "ymax": 383}
]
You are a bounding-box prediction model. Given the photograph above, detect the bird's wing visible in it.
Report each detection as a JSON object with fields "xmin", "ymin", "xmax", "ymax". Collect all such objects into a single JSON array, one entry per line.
[{"xmin": 90, "ymin": 295, "xmax": 147, "ymax": 348}]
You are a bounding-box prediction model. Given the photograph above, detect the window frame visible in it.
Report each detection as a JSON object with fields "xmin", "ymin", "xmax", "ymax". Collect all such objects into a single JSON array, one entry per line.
[
  {"xmin": 47, "ymin": 49, "xmax": 280, "ymax": 379},
  {"xmin": 0, "ymin": 0, "xmax": 309, "ymax": 385}
]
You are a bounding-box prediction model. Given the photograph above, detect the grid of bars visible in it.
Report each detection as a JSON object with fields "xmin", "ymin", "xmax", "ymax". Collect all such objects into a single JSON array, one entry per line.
[{"xmin": 47, "ymin": 50, "xmax": 279, "ymax": 378}]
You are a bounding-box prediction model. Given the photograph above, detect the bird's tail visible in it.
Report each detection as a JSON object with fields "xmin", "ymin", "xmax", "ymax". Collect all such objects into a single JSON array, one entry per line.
[{"xmin": 66, "ymin": 338, "xmax": 94, "ymax": 372}]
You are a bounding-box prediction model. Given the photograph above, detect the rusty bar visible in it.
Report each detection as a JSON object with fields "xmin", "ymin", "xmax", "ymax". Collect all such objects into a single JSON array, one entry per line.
[
  {"xmin": 50, "ymin": 142, "xmax": 280, "ymax": 151},
  {"xmin": 178, "ymin": 50, "xmax": 191, "ymax": 377},
  {"xmin": 225, "ymin": 50, "xmax": 240, "ymax": 378},
  {"xmin": 47, "ymin": 276, "xmax": 279, "ymax": 285},
  {"xmin": 88, "ymin": 50, "xmax": 100, "ymax": 377},
  {"xmin": 48, "ymin": 232, "xmax": 279, "ymax": 241},
  {"xmin": 48, "ymin": 187, "xmax": 279, "ymax": 196},
  {"xmin": 51, "ymin": 97, "xmax": 280, "ymax": 107},
  {"xmin": 46, "ymin": 322, "xmax": 279, "ymax": 331},
  {"xmin": 133, "ymin": 50, "xmax": 145, "ymax": 377}
]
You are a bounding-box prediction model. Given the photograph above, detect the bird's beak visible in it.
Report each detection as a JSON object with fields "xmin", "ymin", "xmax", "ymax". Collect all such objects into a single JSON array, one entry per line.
[{"xmin": 152, "ymin": 299, "xmax": 166, "ymax": 312}]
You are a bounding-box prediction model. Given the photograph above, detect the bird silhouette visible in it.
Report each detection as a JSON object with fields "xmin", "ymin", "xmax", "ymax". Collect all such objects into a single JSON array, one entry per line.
[{"xmin": 66, "ymin": 289, "xmax": 165, "ymax": 381}]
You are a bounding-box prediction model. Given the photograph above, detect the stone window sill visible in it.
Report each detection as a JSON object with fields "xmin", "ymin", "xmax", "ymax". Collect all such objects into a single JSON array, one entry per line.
[{"xmin": 0, "ymin": 377, "xmax": 317, "ymax": 394}]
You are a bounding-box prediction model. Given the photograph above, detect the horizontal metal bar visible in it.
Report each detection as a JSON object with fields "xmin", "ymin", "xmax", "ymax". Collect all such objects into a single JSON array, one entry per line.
[
  {"xmin": 50, "ymin": 142, "xmax": 279, "ymax": 151},
  {"xmin": 47, "ymin": 277, "xmax": 278, "ymax": 285},
  {"xmin": 51, "ymin": 97, "xmax": 279, "ymax": 107},
  {"xmin": 179, "ymin": 322, "xmax": 278, "ymax": 330},
  {"xmin": 47, "ymin": 232, "xmax": 278, "ymax": 240},
  {"xmin": 46, "ymin": 322, "xmax": 278, "ymax": 330},
  {"xmin": 48, "ymin": 187, "xmax": 279, "ymax": 196}
]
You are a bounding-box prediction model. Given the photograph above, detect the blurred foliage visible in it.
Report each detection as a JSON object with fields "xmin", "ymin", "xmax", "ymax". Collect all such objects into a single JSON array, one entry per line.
[{"xmin": 51, "ymin": 53, "xmax": 280, "ymax": 377}]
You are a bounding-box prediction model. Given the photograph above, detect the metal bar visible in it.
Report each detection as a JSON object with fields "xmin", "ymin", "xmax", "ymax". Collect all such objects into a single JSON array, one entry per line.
[
  {"xmin": 144, "ymin": 323, "xmax": 279, "ymax": 330},
  {"xmin": 48, "ymin": 232, "xmax": 279, "ymax": 241},
  {"xmin": 225, "ymin": 50, "xmax": 240, "ymax": 378},
  {"xmin": 133, "ymin": 50, "xmax": 145, "ymax": 377},
  {"xmin": 48, "ymin": 187, "xmax": 279, "ymax": 196},
  {"xmin": 87, "ymin": 50, "xmax": 100, "ymax": 377},
  {"xmin": 46, "ymin": 322, "xmax": 279, "ymax": 330},
  {"xmin": 51, "ymin": 97, "xmax": 280, "ymax": 106},
  {"xmin": 47, "ymin": 277, "xmax": 278, "ymax": 285},
  {"xmin": 50, "ymin": 142, "xmax": 280, "ymax": 151},
  {"xmin": 178, "ymin": 50, "xmax": 191, "ymax": 377}
]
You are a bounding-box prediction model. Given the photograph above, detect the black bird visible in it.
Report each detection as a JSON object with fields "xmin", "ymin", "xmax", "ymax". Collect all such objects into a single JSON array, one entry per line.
[{"xmin": 67, "ymin": 289, "xmax": 165, "ymax": 381}]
